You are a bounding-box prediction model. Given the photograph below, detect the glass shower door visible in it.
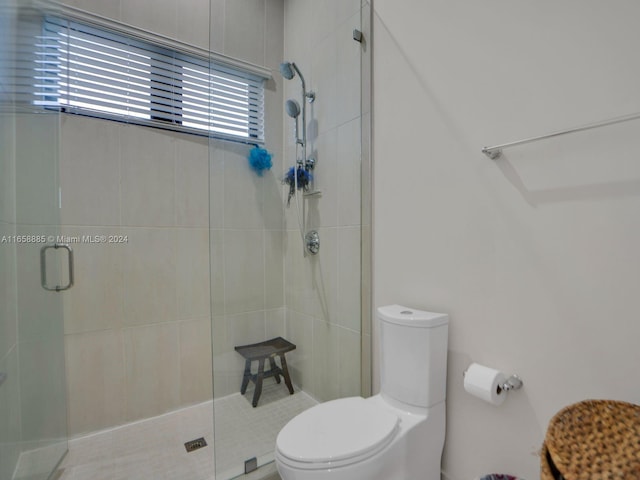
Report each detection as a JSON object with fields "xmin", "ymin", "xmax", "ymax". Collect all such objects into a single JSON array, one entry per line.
[
  {"xmin": 0, "ymin": 2, "xmax": 69, "ymax": 479},
  {"xmin": 12, "ymin": 110, "xmax": 68, "ymax": 480}
]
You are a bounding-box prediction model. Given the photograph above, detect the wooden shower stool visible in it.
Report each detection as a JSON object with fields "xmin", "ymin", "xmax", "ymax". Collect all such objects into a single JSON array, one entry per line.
[{"xmin": 234, "ymin": 337, "xmax": 296, "ymax": 407}]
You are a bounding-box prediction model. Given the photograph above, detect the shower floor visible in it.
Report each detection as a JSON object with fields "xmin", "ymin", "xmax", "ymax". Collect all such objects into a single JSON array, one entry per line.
[{"xmin": 55, "ymin": 383, "xmax": 316, "ymax": 480}]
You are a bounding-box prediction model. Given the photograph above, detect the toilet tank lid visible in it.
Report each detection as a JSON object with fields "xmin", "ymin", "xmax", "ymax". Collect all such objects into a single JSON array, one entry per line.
[{"xmin": 377, "ymin": 304, "xmax": 448, "ymax": 328}]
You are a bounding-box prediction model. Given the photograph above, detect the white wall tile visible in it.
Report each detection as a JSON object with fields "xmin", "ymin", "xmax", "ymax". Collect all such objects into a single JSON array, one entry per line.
[
  {"xmin": 120, "ymin": 126, "xmax": 175, "ymax": 226},
  {"xmin": 224, "ymin": 0, "xmax": 266, "ymax": 66},
  {"xmin": 121, "ymin": 0, "xmax": 176, "ymax": 40},
  {"xmin": 212, "ymin": 350, "xmax": 238, "ymax": 398},
  {"xmin": 124, "ymin": 323, "xmax": 180, "ymax": 420},
  {"xmin": 176, "ymin": 228, "xmax": 210, "ymax": 320},
  {"xmin": 307, "ymin": 128, "xmax": 338, "ymax": 227},
  {"xmin": 15, "ymin": 225, "xmax": 64, "ymax": 342},
  {"xmin": 283, "ymin": 230, "xmax": 318, "ymax": 318},
  {"xmin": 310, "ymin": 34, "xmax": 338, "ymax": 134},
  {"xmin": 175, "ymin": 0, "xmax": 210, "ymax": 49},
  {"xmin": 176, "ymin": 137, "xmax": 209, "ymax": 228},
  {"xmin": 315, "ymin": 227, "xmax": 338, "ymax": 323},
  {"xmin": 283, "ymin": 0, "xmax": 312, "ymax": 75},
  {"xmin": 337, "ymin": 0, "xmax": 361, "ymax": 27},
  {"xmin": 223, "ymin": 144, "xmax": 264, "ymax": 229},
  {"xmin": 265, "ymin": 0, "xmax": 285, "ymax": 70},
  {"xmin": 335, "ymin": 14, "xmax": 361, "ymax": 127},
  {"xmin": 336, "ymin": 117, "xmax": 361, "ymax": 227},
  {"xmin": 209, "ymin": 141, "xmax": 225, "ymax": 230},
  {"xmin": 19, "ymin": 337, "xmax": 67, "ymax": 447},
  {"xmin": 337, "ymin": 227, "xmax": 361, "ymax": 332},
  {"xmin": 310, "ymin": 0, "xmax": 337, "ymax": 46},
  {"xmin": 64, "ymin": 0, "xmax": 120, "ymax": 21},
  {"xmin": 209, "ymin": 0, "xmax": 226, "ymax": 53},
  {"xmin": 120, "ymin": 124, "xmax": 176, "ymax": 228},
  {"xmin": 266, "ymin": 307, "xmax": 286, "ymax": 339},
  {"xmin": 14, "ymin": 114, "xmax": 59, "ymax": 226},
  {"xmin": 62, "ymin": 226, "xmax": 124, "ymax": 334},
  {"xmin": 209, "ymin": 229, "xmax": 225, "ymax": 316},
  {"xmin": 284, "ymin": 309, "xmax": 313, "ymax": 391},
  {"xmin": 265, "ymin": 230, "xmax": 284, "ymax": 309},
  {"xmin": 312, "ymin": 318, "xmax": 338, "ymax": 401},
  {"xmin": 179, "ymin": 318, "xmax": 213, "ymax": 404},
  {"xmin": 226, "ymin": 310, "xmax": 266, "ymax": 348},
  {"xmin": 211, "ymin": 314, "xmax": 228, "ymax": 355},
  {"xmin": 337, "ymin": 326, "xmax": 360, "ymax": 397},
  {"xmin": 223, "ymin": 229, "xmax": 264, "ymax": 314},
  {"xmin": 60, "ymin": 116, "xmax": 120, "ymax": 226},
  {"xmin": 65, "ymin": 330, "xmax": 126, "ymax": 435},
  {"xmin": 121, "ymin": 227, "xmax": 177, "ymax": 326}
]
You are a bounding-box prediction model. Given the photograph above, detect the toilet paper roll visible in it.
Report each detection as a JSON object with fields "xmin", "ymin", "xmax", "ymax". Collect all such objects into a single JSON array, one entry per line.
[{"xmin": 463, "ymin": 363, "xmax": 507, "ymax": 406}]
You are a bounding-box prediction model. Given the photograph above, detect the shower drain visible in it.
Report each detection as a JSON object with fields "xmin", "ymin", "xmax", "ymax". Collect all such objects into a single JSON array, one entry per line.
[{"xmin": 184, "ymin": 437, "xmax": 208, "ymax": 452}]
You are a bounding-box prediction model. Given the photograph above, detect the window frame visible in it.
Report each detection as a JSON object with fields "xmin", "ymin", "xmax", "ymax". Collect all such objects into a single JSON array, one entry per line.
[{"xmin": 35, "ymin": 14, "xmax": 268, "ymax": 144}]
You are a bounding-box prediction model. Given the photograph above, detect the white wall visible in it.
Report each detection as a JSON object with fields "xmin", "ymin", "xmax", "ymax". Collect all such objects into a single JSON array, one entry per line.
[{"xmin": 372, "ymin": 1, "xmax": 640, "ymax": 479}]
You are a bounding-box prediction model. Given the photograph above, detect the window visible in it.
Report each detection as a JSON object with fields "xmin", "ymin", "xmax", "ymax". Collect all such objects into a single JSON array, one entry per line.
[{"xmin": 34, "ymin": 17, "xmax": 265, "ymax": 142}]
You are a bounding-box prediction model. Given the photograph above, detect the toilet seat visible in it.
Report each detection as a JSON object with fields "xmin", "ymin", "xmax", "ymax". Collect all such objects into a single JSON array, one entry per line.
[{"xmin": 276, "ymin": 397, "xmax": 399, "ymax": 470}]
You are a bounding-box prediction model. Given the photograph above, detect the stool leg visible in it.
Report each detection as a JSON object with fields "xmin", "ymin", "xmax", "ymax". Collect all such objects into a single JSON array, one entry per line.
[
  {"xmin": 279, "ymin": 354, "xmax": 294, "ymax": 395},
  {"xmin": 252, "ymin": 359, "xmax": 265, "ymax": 407},
  {"xmin": 268, "ymin": 356, "xmax": 281, "ymax": 384},
  {"xmin": 240, "ymin": 359, "xmax": 251, "ymax": 394}
]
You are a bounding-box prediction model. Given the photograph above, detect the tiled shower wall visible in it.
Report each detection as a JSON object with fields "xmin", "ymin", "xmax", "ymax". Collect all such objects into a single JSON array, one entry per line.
[
  {"xmin": 59, "ymin": 118, "xmax": 213, "ymax": 435},
  {"xmin": 281, "ymin": 0, "xmax": 364, "ymax": 402},
  {"xmin": 45, "ymin": 0, "xmax": 364, "ymax": 438},
  {"xmin": 58, "ymin": 0, "xmax": 286, "ymax": 436},
  {"xmin": 208, "ymin": 0, "xmax": 288, "ymax": 399}
]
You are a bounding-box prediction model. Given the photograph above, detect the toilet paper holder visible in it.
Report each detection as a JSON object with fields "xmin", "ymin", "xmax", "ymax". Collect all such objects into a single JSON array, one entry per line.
[
  {"xmin": 499, "ymin": 374, "xmax": 523, "ymax": 393},
  {"xmin": 462, "ymin": 369, "xmax": 524, "ymax": 393}
]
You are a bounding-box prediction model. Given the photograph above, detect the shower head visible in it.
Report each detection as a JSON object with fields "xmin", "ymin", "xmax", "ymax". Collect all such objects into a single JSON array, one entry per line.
[
  {"xmin": 279, "ymin": 61, "xmax": 315, "ymax": 104},
  {"xmin": 285, "ymin": 99, "xmax": 303, "ymax": 146},
  {"xmin": 285, "ymin": 99, "xmax": 301, "ymax": 119},
  {"xmin": 279, "ymin": 62, "xmax": 296, "ymax": 80}
]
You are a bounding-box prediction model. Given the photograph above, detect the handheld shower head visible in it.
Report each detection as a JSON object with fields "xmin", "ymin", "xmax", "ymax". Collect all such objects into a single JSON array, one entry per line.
[
  {"xmin": 285, "ymin": 99, "xmax": 303, "ymax": 146},
  {"xmin": 279, "ymin": 62, "xmax": 296, "ymax": 80},
  {"xmin": 285, "ymin": 99, "xmax": 301, "ymax": 119}
]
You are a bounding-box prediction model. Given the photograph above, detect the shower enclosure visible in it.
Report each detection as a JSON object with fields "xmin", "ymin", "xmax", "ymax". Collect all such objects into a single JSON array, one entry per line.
[
  {"xmin": 0, "ymin": 1, "xmax": 371, "ymax": 479},
  {"xmin": 210, "ymin": 2, "xmax": 371, "ymax": 477}
]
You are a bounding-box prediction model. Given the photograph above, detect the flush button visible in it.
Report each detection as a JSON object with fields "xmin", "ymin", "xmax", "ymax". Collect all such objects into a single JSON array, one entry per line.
[{"xmin": 400, "ymin": 310, "xmax": 413, "ymax": 315}]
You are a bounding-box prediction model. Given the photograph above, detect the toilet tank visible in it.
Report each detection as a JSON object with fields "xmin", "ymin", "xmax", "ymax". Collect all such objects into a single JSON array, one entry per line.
[{"xmin": 377, "ymin": 305, "xmax": 449, "ymax": 408}]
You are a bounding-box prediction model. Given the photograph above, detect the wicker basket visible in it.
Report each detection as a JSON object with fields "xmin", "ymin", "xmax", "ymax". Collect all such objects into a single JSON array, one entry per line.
[
  {"xmin": 540, "ymin": 443, "xmax": 554, "ymax": 480},
  {"xmin": 541, "ymin": 400, "xmax": 640, "ymax": 480}
]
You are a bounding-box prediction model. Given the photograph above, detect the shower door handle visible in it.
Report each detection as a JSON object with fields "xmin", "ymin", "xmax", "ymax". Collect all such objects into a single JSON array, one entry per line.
[{"xmin": 40, "ymin": 243, "xmax": 74, "ymax": 292}]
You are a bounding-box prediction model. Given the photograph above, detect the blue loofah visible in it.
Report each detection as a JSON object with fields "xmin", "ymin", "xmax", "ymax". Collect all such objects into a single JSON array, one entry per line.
[
  {"xmin": 283, "ymin": 166, "xmax": 313, "ymax": 205},
  {"xmin": 248, "ymin": 146, "xmax": 273, "ymax": 176}
]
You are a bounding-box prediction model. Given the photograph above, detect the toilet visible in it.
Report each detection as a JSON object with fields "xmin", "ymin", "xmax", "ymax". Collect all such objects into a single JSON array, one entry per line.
[{"xmin": 275, "ymin": 304, "xmax": 449, "ymax": 480}]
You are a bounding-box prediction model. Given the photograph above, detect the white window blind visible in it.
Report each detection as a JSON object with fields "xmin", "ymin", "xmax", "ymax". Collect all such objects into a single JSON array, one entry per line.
[{"xmin": 31, "ymin": 17, "xmax": 265, "ymax": 141}]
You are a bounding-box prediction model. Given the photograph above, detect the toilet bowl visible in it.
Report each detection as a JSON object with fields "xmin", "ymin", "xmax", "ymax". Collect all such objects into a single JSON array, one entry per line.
[{"xmin": 275, "ymin": 305, "xmax": 449, "ymax": 480}]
